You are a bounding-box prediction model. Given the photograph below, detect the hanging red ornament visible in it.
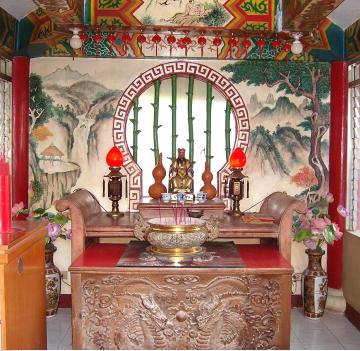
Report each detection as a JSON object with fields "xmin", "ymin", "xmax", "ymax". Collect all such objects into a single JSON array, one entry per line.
[
  {"xmin": 228, "ymin": 37, "xmax": 238, "ymax": 59},
  {"xmin": 121, "ymin": 33, "xmax": 131, "ymax": 55},
  {"xmin": 197, "ymin": 36, "xmax": 206, "ymax": 57},
  {"xmin": 106, "ymin": 33, "xmax": 116, "ymax": 55},
  {"xmin": 93, "ymin": 32, "xmax": 102, "ymax": 57},
  {"xmin": 283, "ymin": 43, "xmax": 291, "ymax": 63},
  {"xmin": 137, "ymin": 33, "xmax": 146, "ymax": 54},
  {"xmin": 181, "ymin": 36, "xmax": 192, "ymax": 56},
  {"xmin": 167, "ymin": 34, "xmax": 176, "ymax": 56},
  {"xmin": 271, "ymin": 39, "xmax": 280, "ymax": 50},
  {"xmin": 212, "ymin": 37, "xmax": 222, "ymax": 58},
  {"xmin": 152, "ymin": 33, "xmax": 161, "ymax": 56},
  {"xmin": 79, "ymin": 32, "xmax": 88, "ymax": 55},
  {"xmin": 242, "ymin": 38, "xmax": 251, "ymax": 58},
  {"xmin": 257, "ymin": 38, "xmax": 266, "ymax": 59}
]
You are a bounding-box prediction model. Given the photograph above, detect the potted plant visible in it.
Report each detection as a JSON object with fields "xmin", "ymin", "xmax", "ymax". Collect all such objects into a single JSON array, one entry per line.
[
  {"xmin": 293, "ymin": 193, "xmax": 349, "ymax": 318},
  {"xmin": 12, "ymin": 202, "xmax": 71, "ymax": 317}
]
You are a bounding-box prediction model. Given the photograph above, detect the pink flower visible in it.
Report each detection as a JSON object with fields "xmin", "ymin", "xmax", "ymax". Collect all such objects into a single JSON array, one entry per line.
[
  {"xmin": 26, "ymin": 212, "xmax": 34, "ymax": 220},
  {"xmin": 64, "ymin": 229, "xmax": 72, "ymax": 239},
  {"xmin": 337, "ymin": 205, "xmax": 350, "ymax": 218},
  {"xmin": 304, "ymin": 239, "xmax": 317, "ymax": 250},
  {"xmin": 311, "ymin": 217, "xmax": 331, "ymax": 232},
  {"xmin": 326, "ymin": 192, "xmax": 334, "ymax": 203},
  {"xmin": 332, "ymin": 223, "xmax": 343, "ymax": 239},
  {"xmin": 11, "ymin": 202, "xmax": 24, "ymax": 215},
  {"xmin": 47, "ymin": 223, "xmax": 61, "ymax": 241}
]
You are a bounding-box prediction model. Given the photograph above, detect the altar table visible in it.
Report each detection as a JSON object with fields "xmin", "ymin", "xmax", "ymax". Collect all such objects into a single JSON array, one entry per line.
[{"xmin": 69, "ymin": 243, "xmax": 292, "ymax": 350}]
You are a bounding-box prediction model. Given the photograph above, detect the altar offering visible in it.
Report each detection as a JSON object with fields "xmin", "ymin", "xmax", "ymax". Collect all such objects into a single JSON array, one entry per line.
[{"xmin": 133, "ymin": 214, "xmax": 219, "ymax": 257}]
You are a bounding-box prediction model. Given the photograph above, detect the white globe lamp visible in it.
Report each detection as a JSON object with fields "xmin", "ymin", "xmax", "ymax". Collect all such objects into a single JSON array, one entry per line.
[
  {"xmin": 70, "ymin": 28, "xmax": 82, "ymax": 50},
  {"xmin": 291, "ymin": 33, "xmax": 303, "ymax": 55}
]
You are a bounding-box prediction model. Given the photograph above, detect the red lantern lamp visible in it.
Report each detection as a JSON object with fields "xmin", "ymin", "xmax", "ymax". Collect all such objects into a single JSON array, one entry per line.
[
  {"xmin": 106, "ymin": 146, "xmax": 123, "ymax": 167},
  {"xmin": 229, "ymin": 147, "xmax": 246, "ymax": 168},
  {"xmin": 224, "ymin": 147, "xmax": 249, "ymax": 216},
  {"xmin": 104, "ymin": 146, "xmax": 126, "ymax": 217}
]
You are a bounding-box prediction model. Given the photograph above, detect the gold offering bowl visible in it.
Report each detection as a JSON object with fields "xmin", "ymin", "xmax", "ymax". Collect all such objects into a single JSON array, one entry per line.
[{"xmin": 134, "ymin": 215, "xmax": 219, "ymax": 257}]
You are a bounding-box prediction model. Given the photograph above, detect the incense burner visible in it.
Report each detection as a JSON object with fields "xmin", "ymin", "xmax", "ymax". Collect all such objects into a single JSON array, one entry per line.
[{"xmin": 133, "ymin": 215, "xmax": 219, "ymax": 257}]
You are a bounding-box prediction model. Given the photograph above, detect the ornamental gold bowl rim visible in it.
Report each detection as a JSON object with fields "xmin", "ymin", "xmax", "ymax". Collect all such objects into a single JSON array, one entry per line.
[
  {"xmin": 147, "ymin": 224, "xmax": 206, "ymax": 233},
  {"xmin": 147, "ymin": 217, "xmax": 206, "ymax": 233}
]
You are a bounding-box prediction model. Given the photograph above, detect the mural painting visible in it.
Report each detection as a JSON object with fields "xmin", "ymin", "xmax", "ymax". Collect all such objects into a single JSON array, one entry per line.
[{"xmin": 30, "ymin": 58, "xmax": 329, "ymax": 214}]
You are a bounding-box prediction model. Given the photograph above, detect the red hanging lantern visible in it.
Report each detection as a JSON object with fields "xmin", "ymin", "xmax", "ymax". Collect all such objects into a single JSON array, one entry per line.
[
  {"xmin": 283, "ymin": 43, "xmax": 291, "ymax": 63},
  {"xmin": 228, "ymin": 37, "xmax": 238, "ymax": 59},
  {"xmin": 106, "ymin": 146, "xmax": 124, "ymax": 168},
  {"xmin": 242, "ymin": 38, "xmax": 251, "ymax": 58},
  {"xmin": 137, "ymin": 33, "xmax": 146, "ymax": 54},
  {"xmin": 197, "ymin": 36, "xmax": 206, "ymax": 57},
  {"xmin": 106, "ymin": 33, "xmax": 116, "ymax": 55},
  {"xmin": 181, "ymin": 36, "xmax": 192, "ymax": 56},
  {"xmin": 79, "ymin": 32, "xmax": 88, "ymax": 55},
  {"xmin": 212, "ymin": 37, "xmax": 222, "ymax": 58},
  {"xmin": 93, "ymin": 32, "xmax": 102, "ymax": 57},
  {"xmin": 257, "ymin": 38, "xmax": 266, "ymax": 59},
  {"xmin": 152, "ymin": 33, "xmax": 161, "ymax": 56},
  {"xmin": 121, "ymin": 33, "xmax": 131, "ymax": 55},
  {"xmin": 229, "ymin": 147, "xmax": 246, "ymax": 169},
  {"xmin": 167, "ymin": 34, "xmax": 176, "ymax": 56},
  {"xmin": 271, "ymin": 39, "xmax": 280, "ymax": 50}
]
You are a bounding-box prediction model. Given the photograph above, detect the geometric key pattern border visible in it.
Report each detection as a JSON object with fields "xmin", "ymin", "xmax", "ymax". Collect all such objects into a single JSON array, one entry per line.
[{"xmin": 113, "ymin": 61, "xmax": 250, "ymax": 210}]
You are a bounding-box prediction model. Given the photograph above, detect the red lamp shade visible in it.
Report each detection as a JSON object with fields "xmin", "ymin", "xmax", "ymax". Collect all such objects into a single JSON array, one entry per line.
[
  {"xmin": 229, "ymin": 147, "xmax": 246, "ymax": 168},
  {"xmin": 106, "ymin": 146, "xmax": 123, "ymax": 167}
]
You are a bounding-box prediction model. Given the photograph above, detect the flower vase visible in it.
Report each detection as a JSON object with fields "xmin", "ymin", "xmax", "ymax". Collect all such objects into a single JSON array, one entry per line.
[
  {"xmin": 45, "ymin": 245, "xmax": 61, "ymax": 317},
  {"xmin": 302, "ymin": 249, "xmax": 328, "ymax": 318}
]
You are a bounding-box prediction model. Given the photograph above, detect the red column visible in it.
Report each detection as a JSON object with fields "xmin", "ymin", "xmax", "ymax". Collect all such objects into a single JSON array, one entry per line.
[
  {"xmin": 328, "ymin": 61, "xmax": 348, "ymax": 289},
  {"xmin": 12, "ymin": 56, "xmax": 30, "ymax": 207}
]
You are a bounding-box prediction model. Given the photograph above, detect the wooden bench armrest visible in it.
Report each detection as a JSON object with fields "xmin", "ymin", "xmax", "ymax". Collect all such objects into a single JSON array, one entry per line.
[
  {"xmin": 260, "ymin": 192, "xmax": 307, "ymax": 262},
  {"xmin": 55, "ymin": 189, "xmax": 102, "ymax": 261}
]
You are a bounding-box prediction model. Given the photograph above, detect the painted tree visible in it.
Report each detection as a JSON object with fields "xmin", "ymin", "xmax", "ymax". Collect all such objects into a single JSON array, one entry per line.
[
  {"xmin": 29, "ymin": 73, "xmax": 53, "ymax": 133},
  {"xmin": 222, "ymin": 61, "xmax": 330, "ymax": 204}
]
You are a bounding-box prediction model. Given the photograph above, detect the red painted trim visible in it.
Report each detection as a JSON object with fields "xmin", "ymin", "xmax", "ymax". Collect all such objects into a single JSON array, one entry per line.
[
  {"xmin": 12, "ymin": 56, "xmax": 30, "ymax": 208},
  {"xmin": 328, "ymin": 61, "xmax": 348, "ymax": 289},
  {"xmin": 345, "ymin": 304, "xmax": 360, "ymax": 331},
  {"xmin": 59, "ymin": 294, "xmax": 72, "ymax": 308},
  {"xmin": 291, "ymin": 294, "xmax": 303, "ymax": 308}
]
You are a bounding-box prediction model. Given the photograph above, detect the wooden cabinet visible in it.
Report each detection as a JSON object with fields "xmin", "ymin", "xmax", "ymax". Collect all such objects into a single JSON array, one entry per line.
[
  {"xmin": 70, "ymin": 243, "xmax": 292, "ymax": 349},
  {"xmin": 0, "ymin": 221, "xmax": 47, "ymax": 350}
]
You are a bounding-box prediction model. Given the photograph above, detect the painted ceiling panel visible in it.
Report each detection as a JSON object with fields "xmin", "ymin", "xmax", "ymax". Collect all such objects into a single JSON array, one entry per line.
[{"xmin": 283, "ymin": 0, "xmax": 344, "ymax": 31}]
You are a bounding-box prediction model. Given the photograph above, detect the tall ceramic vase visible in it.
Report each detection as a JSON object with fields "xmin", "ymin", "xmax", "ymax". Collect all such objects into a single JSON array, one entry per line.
[
  {"xmin": 302, "ymin": 249, "xmax": 328, "ymax": 318},
  {"xmin": 45, "ymin": 245, "xmax": 61, "ymax": 317}
]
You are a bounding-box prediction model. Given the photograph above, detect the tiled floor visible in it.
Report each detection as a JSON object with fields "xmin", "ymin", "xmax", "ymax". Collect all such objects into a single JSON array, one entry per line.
[{"xmin": 47, "ymin": 308, "xmax": 360, "ymax": 350}]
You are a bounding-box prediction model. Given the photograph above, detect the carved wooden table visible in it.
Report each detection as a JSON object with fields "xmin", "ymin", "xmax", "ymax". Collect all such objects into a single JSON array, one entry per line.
[{"xmin": 70, "ymin": 243, "xmax": 292, "ymax": 349}]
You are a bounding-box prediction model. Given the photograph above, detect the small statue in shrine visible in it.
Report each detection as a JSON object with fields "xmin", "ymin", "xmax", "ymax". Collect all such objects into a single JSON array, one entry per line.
[{"xmin": 169, "ymin": 148, "xmax": 194, "ymax": 193}]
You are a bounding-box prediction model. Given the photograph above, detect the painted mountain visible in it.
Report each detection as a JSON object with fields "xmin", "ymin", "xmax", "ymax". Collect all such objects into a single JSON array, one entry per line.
[
  {"xmin": 246, "ymin": 125, "xmax": 309, "ymax": 176},
  {"xmin": 30, "ymin": 67, "xmax": 122, "ymax": 208},
  {"xmin": 43, "ymin": 65, "xmax": 94, "ymax": 87},
  {"xmin": 252, "ymin": 96, "xmax": 304, "ymax": 131}
]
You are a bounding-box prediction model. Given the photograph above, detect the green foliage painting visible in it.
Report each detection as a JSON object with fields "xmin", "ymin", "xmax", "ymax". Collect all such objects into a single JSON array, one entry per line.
[{"xmin": 222, "ymin": 61, "xmax": 330, "ymax": 204}]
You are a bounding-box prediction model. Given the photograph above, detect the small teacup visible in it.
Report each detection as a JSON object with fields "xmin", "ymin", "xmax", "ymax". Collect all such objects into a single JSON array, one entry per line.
[
  {"xmin": 197, "ymin": 191, "xmax": 207, "ymax": 203},
  {"xmin": 161, "ymin": 193, "xmax": 171, "ymax": 203},
  {"xmin": 176, "ymin": 192, "xmax": 187, "ymax": 203}
]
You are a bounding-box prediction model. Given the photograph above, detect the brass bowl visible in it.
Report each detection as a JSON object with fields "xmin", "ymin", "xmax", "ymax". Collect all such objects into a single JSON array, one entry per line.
[{"xmin": 134, "ymin": 215, "xmax": 219, "ymax": 257}]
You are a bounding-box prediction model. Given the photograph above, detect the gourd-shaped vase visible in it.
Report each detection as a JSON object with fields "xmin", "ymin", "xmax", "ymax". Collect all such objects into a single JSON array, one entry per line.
[
  {"xmin": 148, "ymin": 152, "xmax": 167, "ymax": 199},
  {"xmin": 200, "ymin": 160, "xmax": 217, "ymax": 200}
]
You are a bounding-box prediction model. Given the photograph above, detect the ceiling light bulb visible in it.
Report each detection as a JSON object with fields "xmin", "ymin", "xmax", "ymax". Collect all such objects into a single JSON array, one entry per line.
[
  {"xmin": 70, "ymin": 27, "xmax": 82, "ymax": 50},
  {"xmin": 291, "ymin": 33, "xmax": 303, "ymax": 55}
]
